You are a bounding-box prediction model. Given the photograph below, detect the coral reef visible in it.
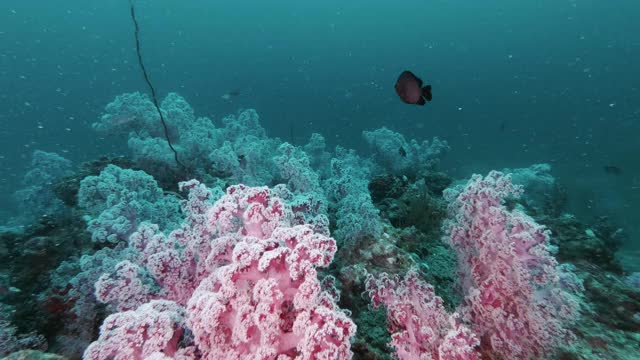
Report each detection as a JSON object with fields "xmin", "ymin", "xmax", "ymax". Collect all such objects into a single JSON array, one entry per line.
[
  {"xmin": 85, "ymin": 182, "xmax": 356, "ymax": 359},
  {"xmin": 1, "ymin": 94, "xmax": 638, "ymax": 360}
]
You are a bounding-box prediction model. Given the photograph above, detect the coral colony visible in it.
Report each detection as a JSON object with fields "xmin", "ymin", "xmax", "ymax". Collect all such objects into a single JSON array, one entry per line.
[{"xmin": 1, "ymin": 92, "xmax": 638, "ymax": 360}]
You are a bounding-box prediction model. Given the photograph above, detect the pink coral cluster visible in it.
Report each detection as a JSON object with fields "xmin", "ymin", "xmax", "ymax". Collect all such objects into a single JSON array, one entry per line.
[
  {"xmin": 444, "ymin": 171, "xmax": 581, "ymax": 359},
  {"xmin": 87, "ymin": 181, "xmax": 356, "ymax": 360},
  {"xmin": 188, "ymin": 225, "xmax": 355, "ymax": 359},
  {"xmin": 208, "ymin": 183, "xmax": 287, "ymax": 239},
  {"xmin": 365, "ymin": 171, "xmax": 581, "ymax": 360},
  {"xmin": 84, "ymin": 300, "xmax": 195, "ymax": 360},
  {"xmin": 366, "ymin": 269, "xmax": 480, "ymax": 360}
]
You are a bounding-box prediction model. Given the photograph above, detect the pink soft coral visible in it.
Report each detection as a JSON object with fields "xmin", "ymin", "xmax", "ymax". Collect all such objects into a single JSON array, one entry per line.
[
  {"xmin": 83, "ymin": 300, "xmax": 195, "ymax": 360},
  {"xmin": 187, "ymin": 225, "xmax": 356, "ymax": 359},
  {"xmin": 366, "ymin": 269, "xmax": 480, "ymax": 360},
  {"xmin": 87, "ymin": 181, "xmax": 356, "ymax": 360},
  {"xmin": 444, "ymin": 171, "xmax": 581, "ymax": 359}
]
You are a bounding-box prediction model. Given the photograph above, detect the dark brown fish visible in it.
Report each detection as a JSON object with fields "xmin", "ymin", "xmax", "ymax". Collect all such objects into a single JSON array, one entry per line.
[
  {"xmin": 603, "ymin": 165, "xmax": 622, "ymax": 175},
  {"xmin": 395, "ymin": 70, "xmax": 432, "ymax": 105},
  {"xmin": 398, "ymin": 146, "xmax": 407, "ymax": 157}
]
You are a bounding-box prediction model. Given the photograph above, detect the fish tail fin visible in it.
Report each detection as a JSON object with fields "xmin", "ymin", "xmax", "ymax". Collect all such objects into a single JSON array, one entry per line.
[{"xmin": 422, "ymin": 85, "xmax": 432, "ymax": 101}]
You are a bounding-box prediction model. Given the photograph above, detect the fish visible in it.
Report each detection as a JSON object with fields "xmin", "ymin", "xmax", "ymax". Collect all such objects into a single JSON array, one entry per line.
[
  {"xmin": 394, "ymin": 70, "xmax": 432, "ymax": 105},
  {"xmin": 398, "ymin": 146, "xmax": 407, "ymax": 157},
  {"xmin": 603, "ymin": 165, "xmax": 622, "ymax": 175},
  {"xmin": 238, "ymin": 154, "xmax": 247, "ymax": 170},
  {"xmin": 221, "ymin": 90, "xmax": 242, "ymax": 101}
]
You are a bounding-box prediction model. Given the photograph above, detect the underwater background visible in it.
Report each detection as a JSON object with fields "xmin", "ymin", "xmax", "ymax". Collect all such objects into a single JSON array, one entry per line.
[{"xmin": 1, "ymin": 0, "xmax": 639, "ymax": 359}]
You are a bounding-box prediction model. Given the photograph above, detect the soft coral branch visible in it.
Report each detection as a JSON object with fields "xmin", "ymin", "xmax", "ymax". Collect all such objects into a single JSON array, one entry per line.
[{"xmin": 444, "ymin": 171, "xmax": 582, "ymax": 359}]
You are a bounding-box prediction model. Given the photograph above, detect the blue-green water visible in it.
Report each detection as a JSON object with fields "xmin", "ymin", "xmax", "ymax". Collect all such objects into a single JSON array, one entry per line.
[
  {"xmin": 2, "ymin": 0, "xmax": 638, "ymax": 241},
  {"xmin": 1, "ymin": 1, "xmax": 638, "ymax": 359}
]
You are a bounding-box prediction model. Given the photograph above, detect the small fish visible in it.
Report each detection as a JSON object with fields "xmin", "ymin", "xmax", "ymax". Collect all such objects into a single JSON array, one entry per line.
[
  {"xmin": 238, "ymin": 154, "xmax": 247, "ymax": 170},
  {"xmin": 398, "ymin": 146, "xmax": 407, "ymax": 157},
  {"xmin": 221, "ymin": 90, "xmax": 242, "ymax": 101},
  {"xmin": 603, "ymin": 165, "xmax": 622, "ymax": 175},
  {"xmin": 395, "ymin": 70, "xmax": 432, "ymax": 106}
]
